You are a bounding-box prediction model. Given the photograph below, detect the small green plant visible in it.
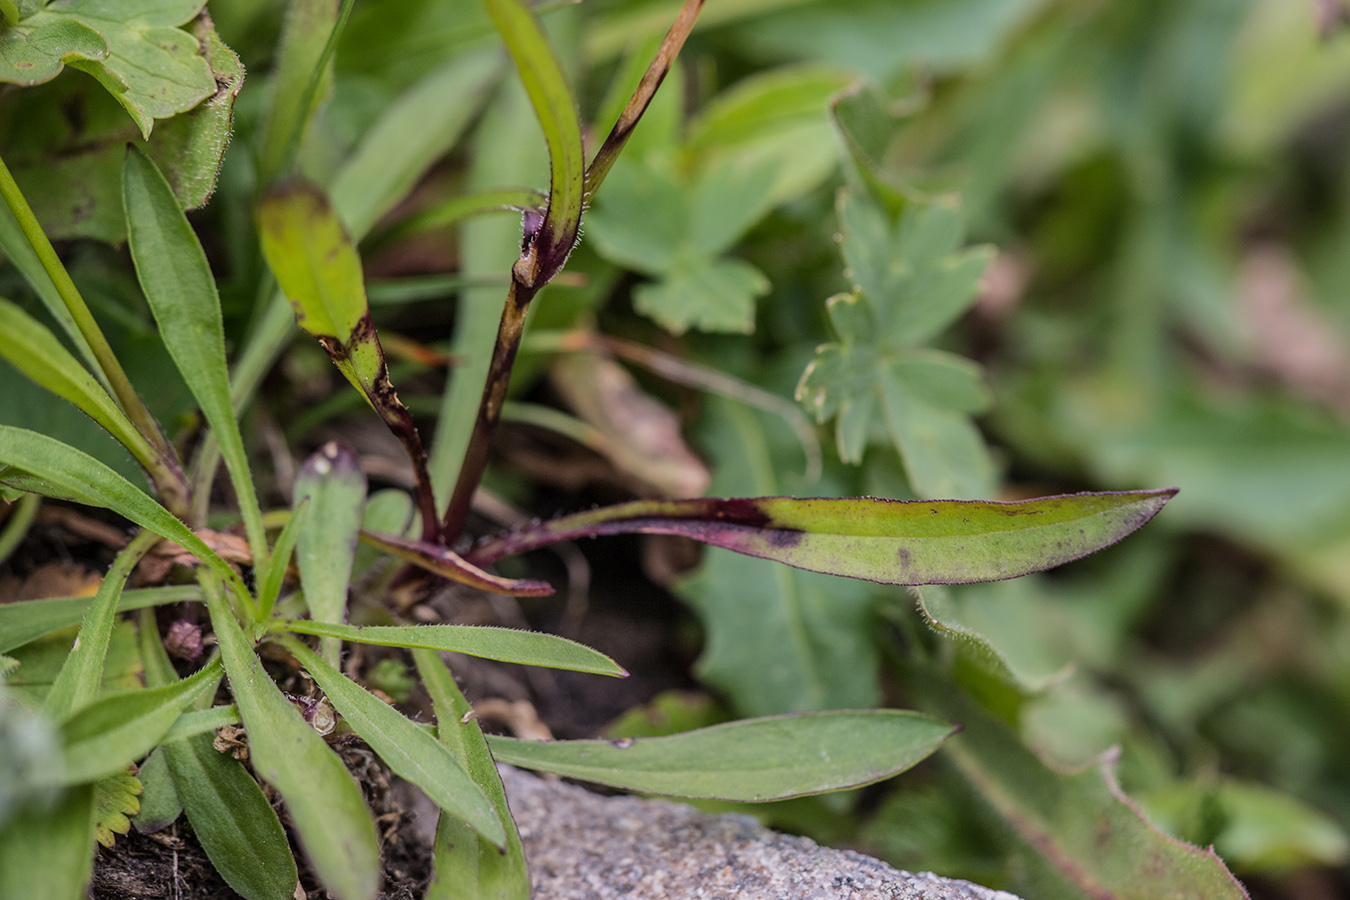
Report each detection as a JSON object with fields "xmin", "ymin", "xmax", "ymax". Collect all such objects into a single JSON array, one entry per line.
[{"xmin": 0, "ymin": 2, "xmax": 1257, "ymax": 900}]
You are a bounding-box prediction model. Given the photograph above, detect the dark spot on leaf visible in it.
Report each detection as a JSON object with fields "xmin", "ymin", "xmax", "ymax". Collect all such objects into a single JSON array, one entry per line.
[{"xmin": 897, "ymin": 548, "xmax": 912, "ymax": 568}]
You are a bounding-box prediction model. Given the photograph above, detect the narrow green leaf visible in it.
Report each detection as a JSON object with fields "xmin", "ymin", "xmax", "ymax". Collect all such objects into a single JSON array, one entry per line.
[
  {"xmin": 484, "ymin": 0, "xmax": 585, "ymax": 284},
  {"xmin": 204, "ymin": 576, "xmax": 379, "ymax": 900},
  {"xmin": 141, "ymin": 608, "xmax": 298, "ymax": 900},
  {"xmin": 133, "ymin": 746, "xmax": 182, "ymax": 833},
  {"xmin": 489, "ymin": 710, "xmax": 957, "ymax": 801},
  {"xmin": 256, "ymin": 498, "xmax": 309, "ymax": 622},
  {"xmin": 468, "ymin": 490, "xmax": 1179, "ymax": 586},
  {"xmin": 414, "ymin": 648, "xmax": 529, "ymax": 900},
  {"xmin": 922, "ymin": 681, "xmax": 1253, "ymax": 900},
  {"xmin": 0, "ymin": 0, "xmax": 18, "ymax": 27},
  {"xmin": 360, "ymin": 529, "xmax": 555, "ymax": 597},
  {"xmin": 0, "ymin": 426, "xmax": 251, "ymax": 607},
  {"xmin": 259, "ymin": 0, "xmax": 340, "ymax": 181},
  {"xmin": 280, "ymin": 636, "xmax": 506, "ymax": 847},
  {"xmin": 331, "ymin": 50, "xmax": 502, "ymax": 240},
  {"xmin": 58, "ymin": 660, "xmax": 222, "ymax": 784},
  {"xmin": 0, "ymin": 586, "xmax": 199, "ymax": 655},
  {"xmin": 0, "ymin": 299, "xmax": 164, "ymax": 477},
  {"xmin": 382, "ymin": 186, "xmax": 545, "ymax": 245},
  {"xmin": 276, "ymin": 620, "xmax": 625, "ymax": 677},
  {"xmin": 258, "ymin": 182, "xmax": 439, "ymax": 538},
  {"xmin": 293, "ymin": 441, "xmax": 366, "ymax": 667},
  {"xmin": 44, "ymin": 530, "xmax": 160, "ymax": 719},
  {"xmin": 0, "ymin": 782, "xmax": 95, "ymax": 900},
  {"xmin": 121, "ymin": 145, "xmax": 270, "ymax": 587}
]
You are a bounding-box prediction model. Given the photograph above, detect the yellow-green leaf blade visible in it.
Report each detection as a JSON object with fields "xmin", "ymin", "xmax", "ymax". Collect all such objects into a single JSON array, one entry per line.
[{"xmin": 488, "ymin": 710, "xmax": 957, "ymax": 801}]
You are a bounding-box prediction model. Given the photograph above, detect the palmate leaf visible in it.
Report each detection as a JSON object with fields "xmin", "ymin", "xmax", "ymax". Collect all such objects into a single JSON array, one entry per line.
[
  {"xmin": 488, "ymin": 709, "xmax": 957, "ymax": 802},
  {"xmin": 0, "ymin": 0, "xmax": 216, "ymax": 138},
  {"xmin": 466, "ymin": 490, "xmax": 1178, "ymax": 587}
]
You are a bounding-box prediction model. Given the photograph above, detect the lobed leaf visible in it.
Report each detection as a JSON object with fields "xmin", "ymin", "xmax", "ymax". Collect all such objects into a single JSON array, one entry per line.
[
  {"xmin": 275, "ymin": 620, "xmax": 625, "ymax": 677},
  {"xmin": 122, "ymin": 145, "xmax": 271, "ymax": 585},
  {"xmin": 488, "ymin": 709, "xmax": 957, "ymax": 801},
  {"xmin": 204, "ymin": 576, "xmax": 380, "ymax": 900},
  {"xmin": 280, "ymin": 637, "xmax": 506, "ymax": 847},
  {"xmin": 468, "ymin": 490, "xmax": 1178, "ymax": 586}
]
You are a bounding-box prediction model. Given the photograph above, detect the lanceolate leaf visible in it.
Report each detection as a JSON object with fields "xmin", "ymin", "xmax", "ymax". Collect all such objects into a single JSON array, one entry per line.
[
  {"xmin": 275, "ymin": 620, "xmax": 625, "ymax": 677},
  {"xmin": 204, "ymin": 577, "xmax": 380, "ymax": 900},
  {"xmin": 122, "ymin": 145, "xmax": 271, "ymax": 583},
  {"xmin": 414, "ymin": 647, "xmax": 529, "ymax": 900},
  {"xmin": 467, "ymin": 490, "xmax": 1179, "ymax": 586},
  {"xmin": 484, "ymin": 0, "xmax": 584, "ymax": 285},
  {"xmin": 258, "ymin": 0, "xmax": 341, "ymax": 181},
  {"xmin": 257, "ymin": 180, "xmax": 438, "ymax": 539},
  {"xmin": 0, "ymin": 586, "xmax": 198, "ymax": 655},
  {"xmin": 0, "ymin": 299, "xmax": 162, "ymax": 478},
  {"xmin": 488, "ymin": 710, "xmax": 957, "ymax": 801},
  {"xmin": 293, "ymin": 441, "xmax": 366, "ymax": 666},
  {"xmin": 58, "ymin": 660, "xmax": 221, "ymax": 784},
  {"xmin": 280, "ymin": 637, "xmax": 506, "ymax": 848},
  {"xmin": 0, "ymin": 426, "xmax": 251, "ymax": 607},
  {"xmin": 0, "ymin": 782, "xmax": 96, "ymax": 900},
  {"xmin": 360, "ymin": 530, "xmax": 555, "ymax": 597}
]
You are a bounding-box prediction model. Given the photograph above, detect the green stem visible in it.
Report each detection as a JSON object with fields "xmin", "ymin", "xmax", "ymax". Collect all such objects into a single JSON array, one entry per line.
[
  {"xmin": 0, "ymin": 491, "xmax": 39, "ymax": 566},
  {"xmin": 0, "ymin": 154, "xmax": 190, "ymax": 517}
]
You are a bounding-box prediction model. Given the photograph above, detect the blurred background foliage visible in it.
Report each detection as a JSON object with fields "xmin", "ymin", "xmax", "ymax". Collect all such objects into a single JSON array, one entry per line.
[{"xmin": 6, "ymin": 0, "xmax": 1350, "ymax": 897}]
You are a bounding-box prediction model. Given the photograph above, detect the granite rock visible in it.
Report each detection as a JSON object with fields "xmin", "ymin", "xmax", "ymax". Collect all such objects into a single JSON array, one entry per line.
[{"xmin": 498, "ymin": 766, "xmax": 1023, "ymax": 900}]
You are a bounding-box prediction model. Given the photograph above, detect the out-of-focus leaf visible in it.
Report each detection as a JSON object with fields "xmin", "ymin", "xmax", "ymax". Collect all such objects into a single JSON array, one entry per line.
[
  {"xmin": 414, "ymin": 647, "xmax": 529, "ymax": 900},
  {"xmin": 0, "ymin": 586, "xmax": 198, "ymax": 655},
  {"xmin": 924, "ymin": 681, "xmax": 1252, "ymax": 900},
  {"xmin": 485, "ymin": 0, "xmax": 585, "ymax": 284},
  {"xmin": 92, "ymin": 768, "xmax": 141, "ymax": 847},
  {"xmin": 274, "ymin": 620, "xmax": 625, "ymax": 677},
  {"xmin": 0, "ymin": 782, "xmax": 95, "ymax": 900},
  {"xmin": 258, "ymin": 0, "xmax": 339, "ymax": 181},
  {"xmin": 122, "ymin": 145, "xmax": 271, "ymax": 584},
  {"xmin": 281, "ymin": 637, "xmax": 506, "ymax": 848},
  {"xmin": 0, "ymin": 0, "xmax": 215, "ymax": 138},
  {"xmin": 57, "ymin": 661, "xmax": 219, "ymax": 785},
  {"xmin": 489, "ymin": 710, "xmax": 957, "ymax": 801},
  {"xmin": 293, "ymin": 441, "xmax": 366, "ymax": 666},
  {"xmin": 204, "ymin": 577, "xmax": 379, "ymax": 900},
  {"xmin": 331, "ymin": 50, "xmax": 501, "ymax": 240},
  {"xmin": 828, "ymin": 82, "xmax": 917, "ymax": 214},
  {"xmin": 467, "ymin": 489, "xmax": 1178, "ymax": 588},
  {"xmin": 797, "ymin": 190, "xmax": 996, "ymax": 495},
  {"xmin": 255, "ymin": 497, "xmax": 307, "ymax": 621},
  {"xmin": 634, "ymin": 255, "xmax": 770, "ymax": 336},
  {"xmin": 43, "ymin": 530, "xmax": 157, "ymax": 719},
  {"xmin": 4, "ymin": 619, "xmax": 142, "ymax": 709},
  {"xmin": 0, "ymin": 298, "xmax": 162, "ymax": 476},
  {"xmin": 132, "ymin": 746, "xmax": 180, "ymax": 833},
  {"xmin": 359, "ymin": 529, "xmax": 554, "ymax": 597}
]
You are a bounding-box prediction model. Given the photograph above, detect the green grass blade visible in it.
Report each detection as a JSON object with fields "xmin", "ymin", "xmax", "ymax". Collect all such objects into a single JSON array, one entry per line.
[
  {"xmin": 259, "ymin": 0, "xmax": 343, "ymax": 182},
  {"xmin": 256, "ymin": 497, "xmax": 308, "ymax": 622},
  {"xmin": 414, "ymin": 647, "xmax": 530, "ymax": 900},
  {"xmin": 0, "ymin": 426, "xmax": 252, "ymax": 610},
  {"xmin": 488, "ymin": 710, "xmax": 957, "ymax": 801},
  {"xmin": 0, "ymin": 782, "xmax": 95, "ymax": 900},
  {"xmin": 0, "ymin": 586, "xmax": 199, "ymax": 655},
  {"xmin": 469, "ymin": 490, "xmax": 1179, "ymax": 586},
  {"xmin": 280, "ymin": 636, "xmax": 506, "ymax": 847},
  {"xmin": 44, "ymin": 529, "xmax": 160, "ymax": 719},
  {"xmin": 204, "ymin": 575, "xmax": 380, "ymax": 900},
  {"xmin": 58, "ymin": 660, "xmax": 222, "ymax": 784},
  {"xmin": 0, "ymin": 489, "xmax": 39, "ymax": 566},
  {"xmin": 122, "ymin": 145, "xmax": 271, "ymax": 591},
  {"xmin": 275, "ymin": 620, "xmax": 625, "ymax": 676},
  {"xmin": 141, "ymin": 608, "xmax": 298, "ymax": 900},
  {"xmin": 332, "ymin": 50, "xmax": 501, "ymax": 240},
  {"xmin": 293, "ymin": 441, "xmax": 366, "ymax": 667},
  {"xmin": 379, "ymin": 186, "xmax": 544, "ymax": 245},
  {"xmin": 484, "ymin": 0, "xmax": 585, "ymax": 284},
  {"xmin": 0, "ymin": 299, "xmax": 167, "ymax": 480}
]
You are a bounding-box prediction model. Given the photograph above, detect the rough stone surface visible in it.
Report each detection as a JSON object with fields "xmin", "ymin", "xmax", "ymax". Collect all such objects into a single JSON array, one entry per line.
[{"xmin": 498, "ymin": 766, "xmax": 1023, "ymax": 900}]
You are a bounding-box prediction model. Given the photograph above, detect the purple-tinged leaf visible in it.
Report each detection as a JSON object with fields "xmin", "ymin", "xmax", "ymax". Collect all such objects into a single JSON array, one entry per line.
[
  {"xmin": 467, "ymin": 490, "xmax": 1177, "ymax": 586},
  {"xmin": 360, "ymin": 530, "xmax": 554, "ymax": 597}
]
